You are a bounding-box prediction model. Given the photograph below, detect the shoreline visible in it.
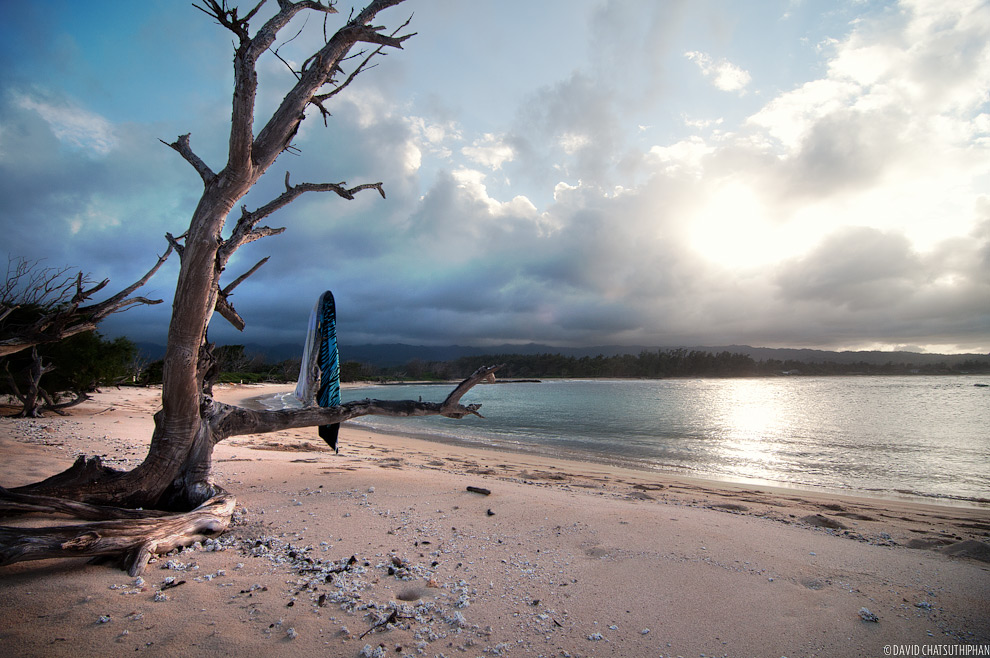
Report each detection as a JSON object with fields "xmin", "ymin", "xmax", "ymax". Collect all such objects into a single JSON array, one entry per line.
[
  {"xmin": 1, "ymin": 383, "xmax": 988, "ymax": 657},
  {"xmin": 247, "ymin": 382, "xmax": 990, "ymax": 511},
  {"xmin": 341, "ymin": 419, "xmax": 990, "ymax": 511}
]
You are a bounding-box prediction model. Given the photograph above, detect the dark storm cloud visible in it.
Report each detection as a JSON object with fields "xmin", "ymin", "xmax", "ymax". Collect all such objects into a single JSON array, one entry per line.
[
  {"xmin": 776, "ymin": 227, "xmax": 923, "ymax": 310},
  {"xmin": 772, "ymin": 224, "xmax": 990, "ymax": 347}
]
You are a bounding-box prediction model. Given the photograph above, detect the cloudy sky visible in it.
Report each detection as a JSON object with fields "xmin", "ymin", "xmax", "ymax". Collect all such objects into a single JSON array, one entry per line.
[{"xmin": 1, "ymin": 0, "xmax": 988, "ymax": 354}]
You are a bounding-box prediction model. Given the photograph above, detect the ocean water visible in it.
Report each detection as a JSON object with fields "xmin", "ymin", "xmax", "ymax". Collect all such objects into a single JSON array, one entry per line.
[{"xmin": 266, "ymin": 376, "xmax": 990, "ymax": 507}]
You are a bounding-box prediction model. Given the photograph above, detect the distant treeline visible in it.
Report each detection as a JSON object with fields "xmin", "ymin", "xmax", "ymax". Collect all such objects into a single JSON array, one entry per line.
[
  {"xmin": 137, "ymin": 345, "xmax": 990, "ymax": 385},
  {"xmin": 358, "ymin": 349, "xmax": 990, "ymax": 381}
]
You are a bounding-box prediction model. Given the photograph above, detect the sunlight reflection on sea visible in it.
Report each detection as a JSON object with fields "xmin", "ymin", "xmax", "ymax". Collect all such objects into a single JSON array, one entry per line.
[{"xmin": 261, "ymin": 376, "xmax": 990, "ymax": 507}]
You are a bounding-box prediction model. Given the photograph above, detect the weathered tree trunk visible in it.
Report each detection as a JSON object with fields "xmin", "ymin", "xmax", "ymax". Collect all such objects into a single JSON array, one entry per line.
[{"xmin": 0, "ymin": 1, "xmax": 490, "ymax": 575}]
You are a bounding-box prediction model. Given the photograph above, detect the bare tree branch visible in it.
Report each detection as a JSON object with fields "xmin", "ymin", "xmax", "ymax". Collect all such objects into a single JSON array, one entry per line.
[
  {"xmin": 250, "ymin": 3, "xmax": 413, "ymax": 172},
  {"xmin": 218, "ymin": 177, "xmax": 382, "ymax": 265},
  {"xmin": 160, "ymin": 134, "xmax": 216, "ymax": 185},
  {"xmin": 1, "ymin": 258, "xmax": 77, "ymax": 308},
  {"xmin": 312, "ymin": 47, "xmax": 381, "ymax": 108},
  {"xmin": 241, "ymin": 225, "xmax": 286, "ymax": 247},
  {"xmin": 440, "ymin": 365, "xmax": 501, "ymax": 417},
  {"xmin": 196, "ymin": 0, "xmax": 337, "ymax": 174},
  {"xmin": 71, "ymin": 273, "xmax": 110, "ymax": 304},
  {"xmin": 76, "ymin": 244, "xmax": 174, "ymax": 320},
  {"xmin": 213, "ymin": 256, "xmax": 271, "ymax": 331},
  {"xmin": 211, "ymin": 365, "xmax": 501, "ymax": 439},
  {"xmin": 0, "ymin": 246, "xmax": 173, "ymax": 358},
  {"xmin": 307, "ymin": 14, "xmax": 414, "ymax": 120},
  {"xmin": 269, "ymin": 11, "xmax": 311, "ymax": 80},
  {"xmin": 309, "ymin": 14, "xmax": 417, "ymax": 124},
  {"xmin": 352, "ymin": 0, "xmax": 406, "ymax": 25},
  {"xmin": 215, "ymin": 295, "xmax": 246, "ymax": 331},
  {"xmin": 164, "ymin": 232, "xmax": 186, "ymax": 257},
  {"xmin": 222, "ymin": 256, "xmax": 269, "ymax": 295}
]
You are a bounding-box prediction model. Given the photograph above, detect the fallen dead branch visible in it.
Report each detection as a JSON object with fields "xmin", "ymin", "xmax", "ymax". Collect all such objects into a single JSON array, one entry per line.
[{"xmin": 0, "ymin": 493, "xmax": 235, "ymax": 576}]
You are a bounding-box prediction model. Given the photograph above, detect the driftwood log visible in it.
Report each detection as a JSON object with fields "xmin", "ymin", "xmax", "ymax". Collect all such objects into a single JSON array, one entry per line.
[{"xmin": 0, "ymin": 492, "xmax": 235, "ymax": 576}]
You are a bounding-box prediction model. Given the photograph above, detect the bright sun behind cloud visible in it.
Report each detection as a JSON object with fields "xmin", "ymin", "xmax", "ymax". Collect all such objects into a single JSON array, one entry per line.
[{"xmin": 687, "ymin": 180, "xmax": 795, "ymax": 271}]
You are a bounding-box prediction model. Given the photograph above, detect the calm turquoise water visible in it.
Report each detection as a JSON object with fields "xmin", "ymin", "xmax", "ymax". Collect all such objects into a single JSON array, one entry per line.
[{"xmin": 268, "ymin": 376, "xmax": 990, "ymax": 506}]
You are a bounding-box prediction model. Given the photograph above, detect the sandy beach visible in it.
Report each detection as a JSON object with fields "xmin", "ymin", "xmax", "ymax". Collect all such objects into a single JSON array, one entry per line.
[{"xmin": 1, "ymin": 383, "xmax": 988, "ymax": 658}]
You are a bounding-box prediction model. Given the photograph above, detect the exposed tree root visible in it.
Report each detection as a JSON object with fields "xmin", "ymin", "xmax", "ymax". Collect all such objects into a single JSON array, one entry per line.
[
  {"xmin": 7, "ymin": 455, "xmax": 132, "ymax": 507},
  {"xmin": 0, "ymin": 493, "xmax": 235, "ymax": 576},
  {"xmin": 0, "ymin": 486, "xmax": 170, "ymax": 520}
]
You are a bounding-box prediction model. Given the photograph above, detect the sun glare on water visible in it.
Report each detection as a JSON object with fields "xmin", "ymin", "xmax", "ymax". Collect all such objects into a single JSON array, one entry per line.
[{"xmin": 711, "ymin": 380, "xmax": 787, "ymax": 481}]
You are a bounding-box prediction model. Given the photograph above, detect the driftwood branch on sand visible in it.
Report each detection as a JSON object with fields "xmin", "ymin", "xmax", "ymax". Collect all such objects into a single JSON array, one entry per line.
[{"xmin": 0, "ymin": 492, "xmax": 235, "ymax": 577}]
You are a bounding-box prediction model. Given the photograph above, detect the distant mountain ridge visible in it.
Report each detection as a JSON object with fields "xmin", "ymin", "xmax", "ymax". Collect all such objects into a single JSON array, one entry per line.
[{"xmin": 135, "ymin": 341, "xmax": 989, "ymax": 368}]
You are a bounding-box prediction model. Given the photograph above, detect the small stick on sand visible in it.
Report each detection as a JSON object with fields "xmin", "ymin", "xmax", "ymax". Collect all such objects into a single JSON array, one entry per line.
[{"xmin": 360, "ymin": 610, "xmax": 398, "ymax": 638}]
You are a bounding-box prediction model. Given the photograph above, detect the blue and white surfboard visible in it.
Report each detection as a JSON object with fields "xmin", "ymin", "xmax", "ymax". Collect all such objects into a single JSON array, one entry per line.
[
  {"xmin": 293, "ymin": 291, "xmax": 341, "ymax": 452},
  {"xmin": 315, "ymin": 290, "xmax": 341, "ymax": 451}
]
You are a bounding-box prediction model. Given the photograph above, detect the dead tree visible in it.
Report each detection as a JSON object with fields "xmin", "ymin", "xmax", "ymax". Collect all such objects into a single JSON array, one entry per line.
[
  {"xmin": 1, "ymin": 257, "xmax": 168, "ymax": 416},
  {"xmin": 0, "ymin": 253, "xmax": 172, "ymax": 359},
  {"xmin": 1, "ymin": 347, "xmax": 54, "ymax": 418},
  {"xmin": 0, "ymin": 0, "xmax": 498, "ymax": 575},
  {"xmin": 2, "ymin": 347, "xmax": 94, "ymax": 418}
]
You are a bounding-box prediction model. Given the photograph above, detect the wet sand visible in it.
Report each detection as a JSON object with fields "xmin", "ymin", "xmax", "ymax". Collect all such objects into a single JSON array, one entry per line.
[{"xmin": 1, "ymin": 383, "xmax": 988, "ymax": 657}]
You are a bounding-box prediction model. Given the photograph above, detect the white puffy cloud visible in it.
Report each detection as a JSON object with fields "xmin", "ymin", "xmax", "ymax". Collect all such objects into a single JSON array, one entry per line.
[
  {"xmin": 406, "ymin": 115, "xmax": 462, "ymax": 160},
  {"xmin": 684, "ymin": 51, "xmax": 752, "ymax": 92},
  {"xmin": 558, "ymin": 132, "xmax": 591, "ymax": 155},
  {"xmin": 648, "ymin": 137, "xmax": 714, "ymax": 178},
  {"xmin": 461, "ymin": 133, "xmax": 514, "ymax": 170},
  {"xmin": 449, "ymin": 168, "xmax": 537, "ymax": 220},
  {"xmin": 747, "ymin": 78, "xmax": 861, "ymax": 148}
]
